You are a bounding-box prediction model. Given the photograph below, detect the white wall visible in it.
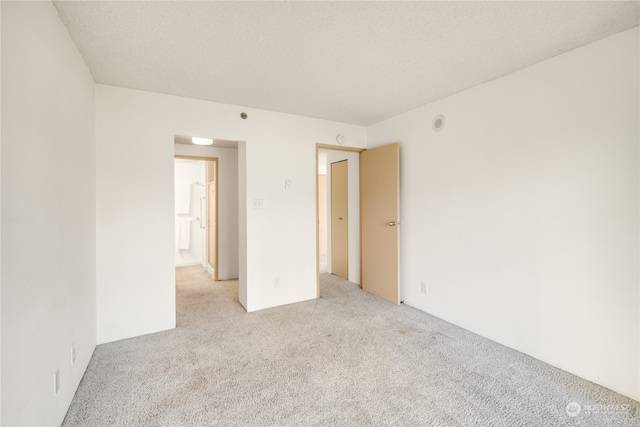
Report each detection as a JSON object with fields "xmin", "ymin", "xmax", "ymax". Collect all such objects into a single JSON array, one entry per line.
[
  {"xmin": 174, "ymin": 143, "xmax": 239, "ymax": 280},
  {"xmin": 174, "ymin": 159, "xmax": 206, "ymax": 267},
  {"xmin": 323, "ymin": 150, "xmax": 361, "ymax": 284},
  {"xmin": 1, "ymin": 3, "xmax": 4, "ymax": 422},
  {"xmin": 238, "ymin": 142, "xmax": 248, "ymax": 309},
  {"xmin": 96, "ymin": 85, "xmax": 366, "ymax": 343},
  {"xmin": 368, "ymin": 27, "xmax": 640, "ymax": 400},
  {"xmin": 1, "ymin": 2, "xmax": 96, "ymax": 425}
]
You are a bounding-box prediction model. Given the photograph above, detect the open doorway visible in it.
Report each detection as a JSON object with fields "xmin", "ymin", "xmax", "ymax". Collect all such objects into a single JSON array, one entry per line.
[
  {"xmin": 174, "ymin": 135, "xmax": 240, "ymax": 282},
  {"xmin": 359, "ymin": 143, "xmax": 401, "ymax": 304},
  {"xmin": 316, "ymin": 142, "xmax": 401, "ymax": 304},
  {"xmin": 174, "ymin": 157, "xmax": 218, "ymax": 277},
  {"xmin": 316, "ymin": 144, "xmax": 364, "ymax": 295}
]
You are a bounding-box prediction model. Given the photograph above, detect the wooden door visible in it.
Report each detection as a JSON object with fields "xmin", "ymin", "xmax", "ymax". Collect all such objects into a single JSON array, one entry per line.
[
  {"xmin": 331, "ymin": 160, "xmax": 349, "ymax": 279},
  {"xmin": 360, "ymin": 143, "xmax": 400, "ymax": 304}
]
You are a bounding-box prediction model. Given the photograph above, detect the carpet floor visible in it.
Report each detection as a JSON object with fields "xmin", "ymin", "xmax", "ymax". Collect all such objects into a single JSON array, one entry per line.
[{"xmin": 62, "ymin": 266, "xmax": 640, "ymax": 426}]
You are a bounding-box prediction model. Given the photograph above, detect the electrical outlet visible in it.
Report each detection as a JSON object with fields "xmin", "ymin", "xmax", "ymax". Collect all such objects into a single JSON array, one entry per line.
[
  {"xmin": 274, "ymin": 278, "xmax": 281, "ymax": 288},
  {"xmin": 71, "ymin": 343, "xmax": 76, "ymax": 365},
  {"xmin": 252, "ymin": 199, "xmax": 263, "ymax": 210},
  {"xmin": 53, "ymin": 369, "xmax": 60, "ymax": 396},
  {"xmin": 421, "ymin": 281, "xmax": 428, "ymax": 294}
]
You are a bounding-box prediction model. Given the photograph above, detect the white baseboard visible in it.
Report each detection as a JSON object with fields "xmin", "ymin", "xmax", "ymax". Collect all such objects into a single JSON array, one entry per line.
[{"xmin": 175, "ymin": 261, "xmax": 202, "ymax": 267}]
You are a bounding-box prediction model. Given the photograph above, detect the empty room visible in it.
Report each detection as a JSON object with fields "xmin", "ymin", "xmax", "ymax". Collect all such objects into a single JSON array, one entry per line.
[{"xmin": 1, "ymin": 1, "xmax": 639, "ymax": 426}]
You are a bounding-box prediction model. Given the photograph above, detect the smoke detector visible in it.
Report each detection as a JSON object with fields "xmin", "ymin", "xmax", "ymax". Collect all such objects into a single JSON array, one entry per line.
[{"xmin": 432, "ymin": 115, "xmax": 446, "ymax": 132}]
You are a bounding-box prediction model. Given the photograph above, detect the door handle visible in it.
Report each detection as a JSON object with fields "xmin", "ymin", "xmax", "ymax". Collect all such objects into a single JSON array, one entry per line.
[{"xmin": 389, "ymin": 221, "xmax": 397, "ymax": 226}]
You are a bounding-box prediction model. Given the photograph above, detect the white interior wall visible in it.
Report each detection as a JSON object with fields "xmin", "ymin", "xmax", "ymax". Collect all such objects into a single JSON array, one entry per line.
[
  {"xmin": 96, "ymin": 85, "xmax": 366, "ymax": 343},
  {"xmin": 1, "ymin": 2, "xmax": 96, "ymax": 425},
  {"xmin": 318, "ymin": 151, "xmax": 327, "ymax": 175},
  {"xmin": 317, "ymin": 151, "xmax": 328, "ymax": 258},
  {"xmin": 368, "ymin": 27, "xmax": 640, "ymax": 400},
  {"xmin": 174, "ymin": 143, "xmax": 240, "ymax": 280},
  {"xmin": 323, "ymin": 150, "xmax": 361, "ymax": 284},
  {"xmin": 318, "ymin": 174, "xmax": 327, "ymax": 258},
  {"xmin": 238, "ymin": 142, "xmax": 248, "ymax": 309},
  {"xmin": 1, "ymin": 4, "xmax": 4, "ymax": 422},
  {"xmin": 174, "ymin": 159, "xmax": 206, "ymax": 267}
]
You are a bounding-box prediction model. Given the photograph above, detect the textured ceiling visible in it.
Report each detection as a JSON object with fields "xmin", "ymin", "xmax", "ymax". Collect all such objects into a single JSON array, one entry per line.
[{"xmin": 53, "ymin": 1, "xmax": 639, "ymax": 126}]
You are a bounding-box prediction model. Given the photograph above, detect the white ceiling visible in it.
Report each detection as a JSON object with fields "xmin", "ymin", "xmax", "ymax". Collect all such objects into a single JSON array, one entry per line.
[{"xmin": 53, "ymin": 1, "xmax": 639, "ymax": 126}]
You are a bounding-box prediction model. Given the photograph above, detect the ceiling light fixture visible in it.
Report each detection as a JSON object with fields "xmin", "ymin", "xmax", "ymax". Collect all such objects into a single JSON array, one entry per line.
[{"xmin": 192, "ymin": 137, "xmax": 214, "ymax": 146}]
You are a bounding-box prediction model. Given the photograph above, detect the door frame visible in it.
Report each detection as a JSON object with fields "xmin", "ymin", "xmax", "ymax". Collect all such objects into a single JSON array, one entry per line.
[
  {"xmin": 175, "ymin": 154, "xmax": 219, "ymax": 280},
  {"xmin": 315, "ymin": 144, "xmax": 364, "ymax": 297}
]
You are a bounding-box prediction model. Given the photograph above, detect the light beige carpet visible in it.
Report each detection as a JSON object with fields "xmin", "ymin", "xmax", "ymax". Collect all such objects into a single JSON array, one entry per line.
[{"xmin": 62, "ymin": 266, "xmax": 639, "ymax": 426}]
